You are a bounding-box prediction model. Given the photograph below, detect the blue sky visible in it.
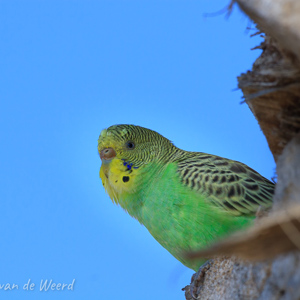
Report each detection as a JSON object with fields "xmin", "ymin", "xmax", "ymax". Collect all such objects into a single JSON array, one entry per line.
[{"xmin": 0, "ymin": 1, "xmax": 275, "ymax": 299}]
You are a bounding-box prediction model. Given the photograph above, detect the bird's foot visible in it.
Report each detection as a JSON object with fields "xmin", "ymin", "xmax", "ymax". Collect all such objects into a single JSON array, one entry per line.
[{"xmin": 189, "ymin": 260, "xmax": 212, "ymax": 299}]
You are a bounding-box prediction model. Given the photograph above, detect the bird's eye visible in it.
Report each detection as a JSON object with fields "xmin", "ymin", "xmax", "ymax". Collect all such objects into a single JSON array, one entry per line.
[{"xmin": 126, "ymin": 141, "xmax": 135, "ymax": 149}]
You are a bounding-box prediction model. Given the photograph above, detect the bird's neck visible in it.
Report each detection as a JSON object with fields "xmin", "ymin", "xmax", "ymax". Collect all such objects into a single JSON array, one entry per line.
[
  {"xmin": 155, "ymin": 144, "xmax": 187, "ymax": 164},
  {"xmin": 100, "ymin": 157, "xmax": 165, "ymax": 221}
]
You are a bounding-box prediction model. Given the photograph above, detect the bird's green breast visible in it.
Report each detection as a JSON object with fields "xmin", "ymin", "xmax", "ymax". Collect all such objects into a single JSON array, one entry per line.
[{"xmin": 122, "ymin": 162, "xmax": 252, "ymax": 271}]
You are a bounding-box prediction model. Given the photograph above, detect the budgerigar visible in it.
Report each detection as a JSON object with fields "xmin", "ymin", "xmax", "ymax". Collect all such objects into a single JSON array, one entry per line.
[{"xmin": 98, "ymin": 124, "xmax": 274, "ymax": 271}]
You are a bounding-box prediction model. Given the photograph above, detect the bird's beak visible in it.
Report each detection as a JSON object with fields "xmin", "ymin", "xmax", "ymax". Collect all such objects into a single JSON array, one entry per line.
[{"xmin": 100, "ymin": 147, "xmax": 116, "ymax": 161}]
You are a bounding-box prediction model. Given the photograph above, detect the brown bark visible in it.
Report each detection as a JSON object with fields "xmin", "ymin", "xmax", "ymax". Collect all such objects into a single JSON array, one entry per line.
[{"xmin": 184, "ymin": 1, "xmax": 300, "ymax": 299}]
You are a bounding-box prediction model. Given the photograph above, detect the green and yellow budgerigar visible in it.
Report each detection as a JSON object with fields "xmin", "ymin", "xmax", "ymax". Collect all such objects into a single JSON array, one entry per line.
[{"xmin": 98, "ymin": 124, "xmax": 274, "ymax": 271}]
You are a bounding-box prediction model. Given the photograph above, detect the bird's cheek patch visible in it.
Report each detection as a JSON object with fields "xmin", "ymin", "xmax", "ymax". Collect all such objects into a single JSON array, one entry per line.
[{"xmin": 122, "ymin": 159, "xmax": 139, "ymax": 172}]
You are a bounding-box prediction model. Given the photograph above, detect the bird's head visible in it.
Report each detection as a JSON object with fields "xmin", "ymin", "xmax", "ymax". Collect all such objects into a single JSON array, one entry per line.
[{"xmin": 98, "ymin": 124, "xmax": 175, "ymax": 167}]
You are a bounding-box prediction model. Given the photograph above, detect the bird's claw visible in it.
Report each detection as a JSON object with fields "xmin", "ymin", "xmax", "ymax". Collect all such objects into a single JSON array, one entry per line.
[{"xmin": 189, "ymin": 260, "xmax": 212, "ymax": 299}]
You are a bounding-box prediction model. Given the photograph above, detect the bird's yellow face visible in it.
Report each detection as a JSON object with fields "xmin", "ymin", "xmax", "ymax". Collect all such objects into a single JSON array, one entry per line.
[{"xmin": 98, "ymin": 124, "xmax": 172, "ymax": 203}]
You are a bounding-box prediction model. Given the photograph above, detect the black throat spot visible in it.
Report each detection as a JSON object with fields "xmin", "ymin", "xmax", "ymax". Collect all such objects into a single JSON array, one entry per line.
[{"xmin": 122, "ymin": 176, "xmax": 130, "ymax": 183}]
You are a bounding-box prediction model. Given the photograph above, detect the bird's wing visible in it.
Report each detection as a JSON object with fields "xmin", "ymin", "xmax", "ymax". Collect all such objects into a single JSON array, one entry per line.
[{"xmin": 176, "ymin": 152, "xmax": 274, "ymax": 216}]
